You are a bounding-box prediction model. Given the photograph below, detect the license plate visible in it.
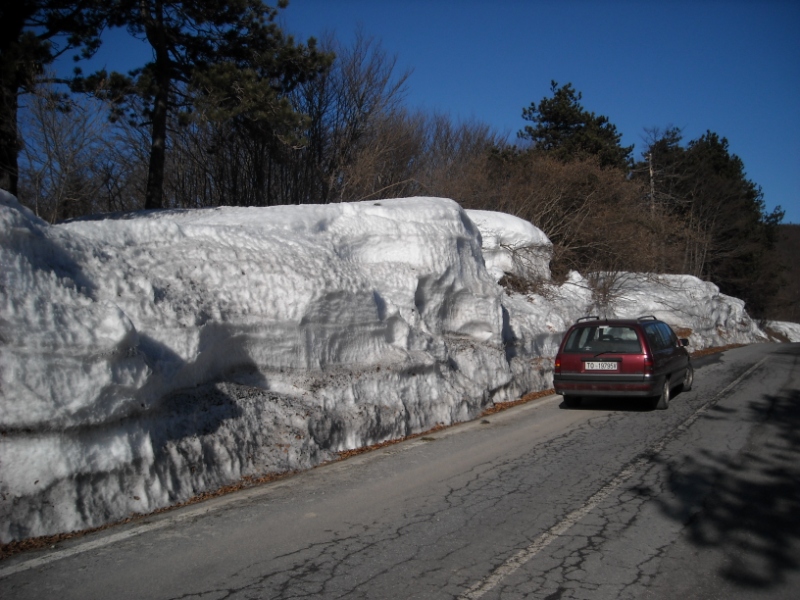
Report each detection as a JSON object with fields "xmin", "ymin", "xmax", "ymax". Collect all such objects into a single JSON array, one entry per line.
[{"xmin": 584, "ymin": 361, "xmax": 618, "ymax": 371}]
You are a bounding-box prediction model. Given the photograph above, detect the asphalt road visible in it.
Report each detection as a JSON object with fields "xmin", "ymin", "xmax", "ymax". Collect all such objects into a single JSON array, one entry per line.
[{"xmin": 2, "ymin": 343, "xmax": 798, "ymax": 599}]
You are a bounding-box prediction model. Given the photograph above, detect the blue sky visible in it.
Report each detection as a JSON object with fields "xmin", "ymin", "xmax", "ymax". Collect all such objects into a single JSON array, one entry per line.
[{"xmin": 66, "ymin": 0, "xmax": 800, "ymax": 223}]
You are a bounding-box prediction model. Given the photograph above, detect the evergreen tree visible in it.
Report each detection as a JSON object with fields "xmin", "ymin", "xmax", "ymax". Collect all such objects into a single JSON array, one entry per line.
[
  {"xmin": 81, "ymin": 0, "xmax": 332, "ymax": 209},
  {"xmin": 518, "ymin": 81, "xmax": 633, "ymax": 171},
  {"xmin": 636, "ymin": 129, "xmax": 784, "ymax": 316},
  {"xmin": 0, "ymin": 1, "xmax": 107, "ymax": 196}
]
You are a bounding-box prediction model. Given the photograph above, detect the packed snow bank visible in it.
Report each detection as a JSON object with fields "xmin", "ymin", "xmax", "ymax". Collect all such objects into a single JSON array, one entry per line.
[
  {"xmin": 0, "ymin": 191, "xmax": 775, "ymax": 542},
  {"xmin": 559, "ymin": 271, "xmax": 768, "ymax": 350},
  {"xmin": 478, "ymin": 270, "xmax": 769, "ymax": 402},
  {"xmin": 764, "ymin": 320, "xmax": 800, "ymax": 342},
  {"xmin": 464, "ymin": 209, "xmax": 552, "ymax": 281},
  {"xmin": 1, "ymin": 193, "xmax": 515, "ymax": 542}
]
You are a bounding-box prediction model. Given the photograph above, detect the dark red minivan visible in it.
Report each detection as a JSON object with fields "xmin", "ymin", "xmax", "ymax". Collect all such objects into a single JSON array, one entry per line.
[{"xmin": 553, "ymin": 316, "xmax": 693, "ymax": 410}]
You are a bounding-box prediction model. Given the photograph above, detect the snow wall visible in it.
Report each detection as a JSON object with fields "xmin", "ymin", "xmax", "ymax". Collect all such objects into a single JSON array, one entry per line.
[{"xmin": 0, "ymin": 192, "xmax": 782, "ymax": 542}]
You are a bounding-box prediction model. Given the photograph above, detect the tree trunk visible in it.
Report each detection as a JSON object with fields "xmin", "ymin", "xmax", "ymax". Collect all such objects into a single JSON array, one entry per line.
[
  {"xmin": 142, "ymin": 0, "xmax": 170, "ymax": 210},
  {"xmin": 145, "ymin": 78, "xmax": 169, "ymax": 210},
  {"xmin": 0, "ymin": 5, "xmax": 27, "ymax": 197},
  {"xmin": 0, "ymin": 83, "xmax": 18, "ymax": 196}
]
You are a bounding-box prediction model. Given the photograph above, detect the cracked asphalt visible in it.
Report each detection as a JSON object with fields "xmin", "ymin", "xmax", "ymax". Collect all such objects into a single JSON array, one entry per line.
[{"xmin": 2, "ymin": 343, "xmax": 798, "ymax": 600}]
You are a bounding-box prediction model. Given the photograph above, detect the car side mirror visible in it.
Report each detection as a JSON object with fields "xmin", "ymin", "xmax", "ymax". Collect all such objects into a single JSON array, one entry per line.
[{"xmin": 679, "ymin": 338, "xmax": 689, "ymax": 347}]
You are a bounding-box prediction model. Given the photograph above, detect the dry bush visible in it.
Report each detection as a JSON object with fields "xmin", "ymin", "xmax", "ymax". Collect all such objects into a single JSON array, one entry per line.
[
  {"xmin": 334, "ymin": 109, "xmax": 428, "ymax": 201},
  {"xmin": 450, "ymin": 151, "xmax": 679, "ymax": 279},
  {"xmin": 416, "ymin": 114, "xmax": 506, "ymax": 199},
  {"xmin": 18, "ymin": 85, "xmax": 145, "ymax": 220}
]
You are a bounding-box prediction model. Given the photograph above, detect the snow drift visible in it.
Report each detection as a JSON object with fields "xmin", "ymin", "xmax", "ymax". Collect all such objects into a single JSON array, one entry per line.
[{"xmin": 0, "ymin": 191, "xmax": 787, "ymax": 543}]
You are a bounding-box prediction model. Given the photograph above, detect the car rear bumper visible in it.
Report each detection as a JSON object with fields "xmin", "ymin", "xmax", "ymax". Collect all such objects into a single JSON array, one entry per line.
[{"xmin": 553, "ymin": 375, "xmax": 662, "ymax": 397}]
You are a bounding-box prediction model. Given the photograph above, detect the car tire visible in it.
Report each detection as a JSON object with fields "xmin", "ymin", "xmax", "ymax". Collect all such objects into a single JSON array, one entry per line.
[
  {"xmin": 682, "ymin": 363, "xmax": 694, "ymax": 392},
  {"xmin": 654, "ymin": 380, "xmax": 670, "ymax": 410},
  {"xmin": 563, "ymin": 395, "xmax": 581, "ymax": 408}
]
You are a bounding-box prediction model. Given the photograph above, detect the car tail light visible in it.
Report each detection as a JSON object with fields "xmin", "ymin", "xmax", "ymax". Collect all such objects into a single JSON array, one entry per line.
[
  {"xmin": 554, "ymin": 356, "xmax": 561, "ymax": 374},
  {"xmin": 644, "ymin": 356, "xmax": 654, "ymax": 375}
]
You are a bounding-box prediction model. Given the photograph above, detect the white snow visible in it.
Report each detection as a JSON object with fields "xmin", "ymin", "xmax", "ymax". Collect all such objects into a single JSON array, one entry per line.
[
  {"xmin": 763, "ymin": 319, "xmax": 800, "ymax": 343},
  {"xmin": 464, "ymin": 209, "xmax": 552, "ymax": 281},
  {"xmin": 0, "ymin": 190, "xmax": 791, "ymax": 543}
]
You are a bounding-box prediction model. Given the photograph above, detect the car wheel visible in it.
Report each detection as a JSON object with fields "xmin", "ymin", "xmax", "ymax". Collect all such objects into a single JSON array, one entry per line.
[
  {"xmin": 654, "ymin": 380, "xmax": 670, "ymax": 410},
  {"xmin": 682, "ymin": 363, "xmax": 694, "ymax": 392},
  {"xmin": 563, "ymin": 395, "xmax": 581, "ymax": 408}
]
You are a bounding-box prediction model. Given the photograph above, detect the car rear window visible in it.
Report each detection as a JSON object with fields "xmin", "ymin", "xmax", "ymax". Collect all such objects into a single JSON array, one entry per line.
[{"xmin": 563, "ymin": 325, "xmax": 643, "ymax": 354}]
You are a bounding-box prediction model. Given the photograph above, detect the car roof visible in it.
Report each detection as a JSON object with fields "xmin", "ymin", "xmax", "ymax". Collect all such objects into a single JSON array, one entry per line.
[{"xmin": 571, "ymin": 316, "xmax": 659, "ymax": 327}]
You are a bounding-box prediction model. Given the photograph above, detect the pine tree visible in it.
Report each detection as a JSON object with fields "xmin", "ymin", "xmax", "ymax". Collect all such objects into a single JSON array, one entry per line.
[
  {"xmin": 81, "ymin": 0, "xmax": 332, "ymax": 209},
  {"xmin": 0, "ymin": 1, "xmax": 107, "ymax": 196},
  {"xmin": 518, "ymin": 81, "xmax": 633, "ymax": 171},
  {"xmin": 636, "ymin": 129, "xmax": 784, "ymax": 316}
]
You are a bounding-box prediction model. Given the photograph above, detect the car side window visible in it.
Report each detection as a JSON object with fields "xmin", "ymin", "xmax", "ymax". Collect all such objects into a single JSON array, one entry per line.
[
  {"xmin": 657, "ymin": 322, "xmax": 678, "ymax": 347},
  {"xmin": 644, "ymin": 323, "xmax": 668, "ymax": 351}
]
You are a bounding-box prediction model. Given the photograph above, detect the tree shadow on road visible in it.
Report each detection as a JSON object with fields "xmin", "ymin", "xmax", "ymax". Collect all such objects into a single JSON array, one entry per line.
[{"xmin": 653, "ymin": 387, "xmax": 800, "ymax": 591}]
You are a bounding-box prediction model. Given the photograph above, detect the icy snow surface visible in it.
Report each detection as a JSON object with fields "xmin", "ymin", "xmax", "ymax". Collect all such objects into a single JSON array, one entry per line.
[
  {"xmin": 764, "ymin": 320, "xmax": 800, "ymax": 343},
  {"xmin": 463, "ymin": 209, "xmax": 552, "ymax": 282},
  {"xmin": 0, "ymin": 191, "xmax": 778, "ymax": 542}
]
